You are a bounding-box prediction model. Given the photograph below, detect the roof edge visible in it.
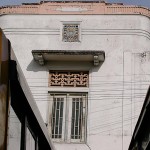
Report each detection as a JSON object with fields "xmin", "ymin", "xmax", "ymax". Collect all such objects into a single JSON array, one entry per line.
[{"xmin": 0, "ymin": 1, "xmax": 150, "ymax": 18}]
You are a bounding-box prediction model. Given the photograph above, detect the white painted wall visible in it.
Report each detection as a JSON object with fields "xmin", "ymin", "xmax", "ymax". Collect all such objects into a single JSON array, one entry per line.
[{"xmin": 0, "ymin": 14, "xmax": 150, "ymax": 150}]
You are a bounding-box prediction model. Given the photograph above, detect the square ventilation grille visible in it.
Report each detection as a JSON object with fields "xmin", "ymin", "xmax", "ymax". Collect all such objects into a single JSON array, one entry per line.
[{"xmin": 63, "ymin": 24, "xmax": 79, "ymax": 42}]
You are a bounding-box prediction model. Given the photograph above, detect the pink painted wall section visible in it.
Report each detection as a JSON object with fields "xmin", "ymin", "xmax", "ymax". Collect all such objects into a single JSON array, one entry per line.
[{"xmin": 0, "ymin": 1, "xmax": 150, "ymax": 17}]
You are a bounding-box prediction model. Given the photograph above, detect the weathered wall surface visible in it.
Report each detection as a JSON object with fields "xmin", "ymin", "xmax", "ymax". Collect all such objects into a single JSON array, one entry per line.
[
  {"xmin": 0, "ymin": 29, "xmax": 9, "ymax": 150},
  {"xmin": 0, "ymin": 14, "xmax": 150, "ymax": 150}
]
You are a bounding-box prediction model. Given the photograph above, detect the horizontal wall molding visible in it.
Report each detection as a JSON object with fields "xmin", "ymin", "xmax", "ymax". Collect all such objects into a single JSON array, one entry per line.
[{"xmin": 2, "ymin": 28, "xmax": 150, "ymax": 40}]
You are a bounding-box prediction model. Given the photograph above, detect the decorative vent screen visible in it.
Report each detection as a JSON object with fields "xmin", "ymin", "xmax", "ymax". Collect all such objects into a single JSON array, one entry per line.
[
  {"xmin": 63, "ymin": 24, "xmax": 79, "ymax": 42},
  {"xmin": 49, "ymin": 71, "xmax": 89, "ymax": 87}
]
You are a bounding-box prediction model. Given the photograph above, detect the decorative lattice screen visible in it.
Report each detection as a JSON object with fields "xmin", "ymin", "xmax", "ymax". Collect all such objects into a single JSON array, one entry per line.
[
  {"xmin": 49, "ymin": 71, "xmax": 89, "ymax": 87},
  {"xmin": 63, "ymin": 24, "xmax": 79, "ymax": 42}
]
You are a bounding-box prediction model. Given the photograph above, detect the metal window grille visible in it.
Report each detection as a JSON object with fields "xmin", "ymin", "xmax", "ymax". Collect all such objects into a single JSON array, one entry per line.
[
  {"xmin": 52, "ymin": 97, "xmax": 64, "ymax": 139},
  {"xmin": 71, "ymin": 98, "xmax": 83, "ymax": 139},
  {"xmin": 49, "ymin": 93, "xmax": 87, "ymax": 143}
]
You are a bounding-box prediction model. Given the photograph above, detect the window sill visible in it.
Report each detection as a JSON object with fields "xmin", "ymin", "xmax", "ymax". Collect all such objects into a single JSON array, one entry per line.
[
  {"xmin": 48, "ymin": 87, "xmax": 89, "ymax": 93},
  {"xmin": 53, "ymin": 141, "xmax": 86, "ymax": 144}
]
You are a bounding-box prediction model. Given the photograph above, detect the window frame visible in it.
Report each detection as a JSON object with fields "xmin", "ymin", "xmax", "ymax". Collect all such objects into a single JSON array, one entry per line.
[{"xmin": 48, "ymin": 92, "xmax": 87, "ymax": 143}]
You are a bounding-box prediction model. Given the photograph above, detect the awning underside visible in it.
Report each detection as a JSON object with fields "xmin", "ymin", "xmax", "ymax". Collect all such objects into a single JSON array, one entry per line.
[{"xmin": 32, "ymin": 50, "xmax": 105, "ymax": 66}]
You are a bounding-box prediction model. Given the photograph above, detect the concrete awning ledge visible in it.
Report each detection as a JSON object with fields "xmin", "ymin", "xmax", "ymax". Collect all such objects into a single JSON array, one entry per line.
[{"xmin": 32, "ymin": 50, "xmax": 105, "ymax": 66}]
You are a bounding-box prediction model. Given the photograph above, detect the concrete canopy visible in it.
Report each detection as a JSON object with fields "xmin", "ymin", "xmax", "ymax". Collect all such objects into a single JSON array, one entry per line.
[{"xmin": 32, "ymin": 50, "xmax": 105, "ymax": 66}]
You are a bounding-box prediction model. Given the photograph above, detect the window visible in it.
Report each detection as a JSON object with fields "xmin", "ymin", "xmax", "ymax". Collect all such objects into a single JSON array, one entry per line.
[
  {"xmin": 48, "ymin": 93, "xmax": 87, "ymax": 143},
  {"xmin": 62, "ymin": 24, "xmax": 80, "ymax": 42}
]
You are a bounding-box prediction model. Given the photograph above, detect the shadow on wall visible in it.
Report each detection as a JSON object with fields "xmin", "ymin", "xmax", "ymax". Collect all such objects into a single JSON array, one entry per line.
[
  {"xmin": 91, "ymin": 61, "xmax": 104, "ymax": 73},
  {"xmin": 27, "ymin": 59, "xmax": 104, "ymax": 72},
  {"xmin": 26, "ymin": 60, "xmax": 47, "ymax": 72}
]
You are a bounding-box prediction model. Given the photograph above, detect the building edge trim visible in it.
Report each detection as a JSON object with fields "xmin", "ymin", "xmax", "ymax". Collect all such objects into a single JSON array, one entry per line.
[{"xmin": 0, "ymin": 2, "xmax": 150, "ymax": 18}]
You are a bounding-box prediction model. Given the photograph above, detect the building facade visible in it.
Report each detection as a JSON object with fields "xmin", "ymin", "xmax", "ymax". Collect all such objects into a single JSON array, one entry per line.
[
  {"xmin": 0, "ymin": 1, "xmax": 150, "ymax": 150},
  {"xmin": 0, "ymin": 29, "xmax": 55, "ymax": 150}
]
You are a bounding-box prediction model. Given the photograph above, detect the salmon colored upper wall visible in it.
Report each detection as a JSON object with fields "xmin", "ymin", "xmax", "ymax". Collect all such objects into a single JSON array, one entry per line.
[{"xmin": 0, "ymin": 1, "xmax": 150, "ymax": 17}]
